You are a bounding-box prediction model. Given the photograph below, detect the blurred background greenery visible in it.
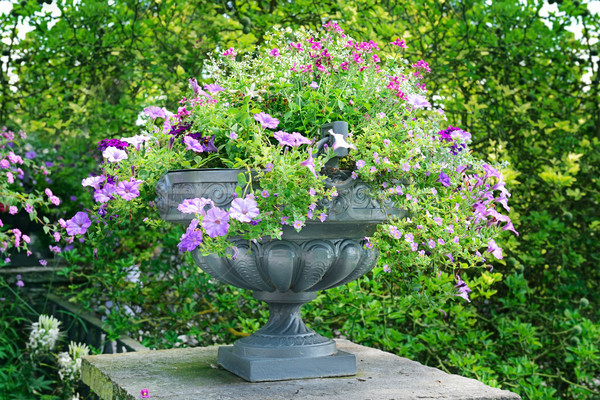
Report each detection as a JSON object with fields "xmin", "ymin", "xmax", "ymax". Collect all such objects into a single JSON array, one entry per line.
[{"xmin": 1, "ymin": 0, "xmax": 598, "ymax": 399}]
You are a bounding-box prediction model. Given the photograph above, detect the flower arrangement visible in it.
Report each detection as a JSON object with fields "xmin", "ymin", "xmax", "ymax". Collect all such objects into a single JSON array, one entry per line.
[{"xmin": 65, "ymin": 23, "xmax": 516, "ymax": 301}]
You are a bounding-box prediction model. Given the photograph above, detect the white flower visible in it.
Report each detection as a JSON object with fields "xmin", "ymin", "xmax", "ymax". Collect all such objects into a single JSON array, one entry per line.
[
  {"xmin": 27, "ymin": 315, "xmax": 61, "ymax": 356},
  {"xmin": 102, "ymin": 146, "xmax": 128, "ymax": 163},
  {"xmin": 57, "ymin": 342, "xmax": 90, "ymax": 382},
  {"xmin": 121, "ymin": 135, "xmax": 153, "ymax": 150}
]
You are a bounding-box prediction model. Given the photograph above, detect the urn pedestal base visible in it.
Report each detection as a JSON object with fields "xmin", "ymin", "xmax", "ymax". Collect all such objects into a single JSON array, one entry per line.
[
  {"xmin": 216, "ymin": 291, "xmax": 356, "ymax": 381},
  {"xmin": 218, "ymin": 347, "xmax": 356, "ymax": 382}
]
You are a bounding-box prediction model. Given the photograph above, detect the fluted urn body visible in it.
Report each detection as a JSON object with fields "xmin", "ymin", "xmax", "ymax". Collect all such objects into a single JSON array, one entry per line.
[{"xmin": 156, "ymin": 169, "xmax": 402, "ymax": 381}]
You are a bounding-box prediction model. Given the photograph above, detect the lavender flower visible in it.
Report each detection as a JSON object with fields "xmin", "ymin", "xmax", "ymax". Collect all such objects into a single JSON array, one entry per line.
[
  {"xmin": 143, "ymin": 106, "xmax": 167, "ymax": 120},
  {"xmin": 116, "ymin": 179, "xmax": 143, "ymax": 201},
  {"xmin": 178, "ymin": 219, "xmax": 203, "ymax": 252},
  {"xmin": 204, "ymin": 83, "xmax": 225, "ymax": 93},
  {"xmin": 486, "ymin": 239, "xmax": 503, "ymax": 259},
  {"xmin": 178, "ymin": 198, "xmax": 214, "ymax": 215},
  {"xmin": 183, "ymin": 136, "xmax": 205, "ymax": 153},
  {"xmin": 300, "ymin": 148, "xmax": 318, "ymax": 178},
  {"xmin": 66, "ymin": 212, "xmax": 92, "ymax": 236},
  {"xmin": 254, "ymin": 112, "xmax": 279, "ymax": 129},
  {"xmin": 202, "ymin": 207, "xmax": 230, "ymax": 237},
  {"xmin": 406, "ymin": 94, "xmax": 431, "ymax": 109},
  {"xmin": 455, "ymin": 275, "xmax": 472, "ymax": 302},
  {"xmin": 229, "ymin": 197, "xmax": 260, "ymax": 223}
]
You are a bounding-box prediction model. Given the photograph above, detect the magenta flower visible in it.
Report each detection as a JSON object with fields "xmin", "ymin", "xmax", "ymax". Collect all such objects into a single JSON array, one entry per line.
[
  {"xmin": 391, "ymin": 38, "xmax": 407, "ymax": 48},
  {"xmin": 103, "ymin": 147, "xmax": 128, "ymax": 163},
  {"xmin": 300, "ymin": 148, "xmax": 318, "ymax": 178},
  {"xmin": 9, "ymin": 206, "xmax": 17, "ymax": 215},
  {"xmin": 178, "ymin": 198, "xmax": 214, "ymax": 215},
  {"xmin": 116, "ymin": 179, "xmax": 143, "ymax": 201},
  {"xmin": 66, "ymin": 212, "xmax": 92, "ymax": 236},
  {"xmin": 254, "ymin": 112, "xmax": 279, "ymax": 129},
  {"xmin": 178, "ymin": 219, "xmax": 203, "ymax": 252},
  {"xmin": 223, "ymin": 47, "xmax": 236, "ymax": 58},
  {"xmin": 202, "ymin": 207, "xmax": 230, "ymax": 237},
  {"xmin": 406, "ymin": 94, "xmax": 431, "ymax": 109},
  {"xmin": 204, "ymin": 83, "xmax": 225, "ymax": 94},
  {"xmin": 0, "ymin": 159, "xmax": 9, "ymax": 168},
  {"xmin": 269, "ymin": 48, "xmax": 280, "ymax": 57},
  {"xmin": 183, "ymin": 136, "xmax": 205, "ymax": 153},
  {"xmin": 486, "ymin": 239, "xmax": 503, "ymax": 259},
  {"xmin": 229, "ymin": 197, "xmax": 260, "ymax": 223},
  {"xmin": 140, "ymin": 388, "xmax": 151, "ymax": 398},
  {"xmin": 455, "ymin": 275, "xmax": 471, "ymax": 302},
  {"xmin": 330, "ymin": 132, "xmax": 356, "ymax": 150},
  {"xmin": 39, "ymin": 259, "xmax": 47, "ymax": 266}
]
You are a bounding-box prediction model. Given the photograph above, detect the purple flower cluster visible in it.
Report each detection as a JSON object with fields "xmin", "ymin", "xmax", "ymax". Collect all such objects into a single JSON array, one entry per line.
[
  {"xmin": 97, "ymin": 139, "xmax": 130, "ymax": 152},
  {"xmin": 176, "ymin": 195, "xmax": 261, "ymax": 251}
]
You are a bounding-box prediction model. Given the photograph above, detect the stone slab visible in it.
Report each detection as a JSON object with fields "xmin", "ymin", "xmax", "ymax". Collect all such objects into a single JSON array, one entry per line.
[{"xmin": 81, "ymin": 339, "xmax": 521, "ymax": 400}]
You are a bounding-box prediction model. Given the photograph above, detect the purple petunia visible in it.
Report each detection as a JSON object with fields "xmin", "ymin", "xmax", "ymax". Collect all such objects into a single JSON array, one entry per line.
[
  {"xmin": 94, "ymin": 183, "xmax": 116, "ymax": 203},
  {"xmin": 82, "ymin": 175, "xmax": 106, "ymax": 190},
  {"xmin": 229, "ymin": 197, "xmax": 260, "ymax": 223},
  {"xmin": 178, "ymin": 198, "xmax": 214, "ymax": 215},
  {"xmin": 486, "ymin": 239, "xmax": 503, "ymax": 259},
  {"xmin": 116, "ymin": 179, "xmax": 143, "ymax": 201},
  {"xmin": 66, "ymin": 212, "xmax": 92, "ymax": 236},
  {"xmin": 202, "ymin": 207, "xmax": 230, "ymax": 238},
  {"xmin": 455, "ymin": 275, "xmax": 471, "ymax": 302},
  {"xmin": 273, "ymin": 131, "xmax": 312, "ymax": 147},
  {"xmin": 300, "ymin": 148, "xmax": 318, "ymax": 178},
  {"xmin": 143, "ymin": 106, "xmax": 167, "ymax": 120},
  {"xmin": 406, "ymin": 93, "xmax": 431, "ymax": 109},
  {"xmin": 183, "ymin": 136, "xmax": 205, "ymax": 153},
  {"xmin": 437, "ymin": 171, "xmax": 451, "ymax": 187},
  {"xmin": 254, "ymin": 112, "xmax": 279, "ymax": 129},
  {"xmin": 204, "ymin": 83, "xmax": 225, "ymax": 94},
  {"xmin": 178, "ymin": 219, "xmax": 203, "ymax": 252}
]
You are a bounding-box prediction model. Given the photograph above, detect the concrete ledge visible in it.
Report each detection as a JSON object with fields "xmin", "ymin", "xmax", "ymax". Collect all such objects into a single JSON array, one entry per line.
[{"xmin": 81, "ymin": 339, "xmax": 521, "ymax": 400}]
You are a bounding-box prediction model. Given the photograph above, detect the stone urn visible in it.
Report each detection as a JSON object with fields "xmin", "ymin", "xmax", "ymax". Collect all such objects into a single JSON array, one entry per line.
[{"xmin": 155, "ymin": 125, "xmax": 403, "ymax": 382}]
